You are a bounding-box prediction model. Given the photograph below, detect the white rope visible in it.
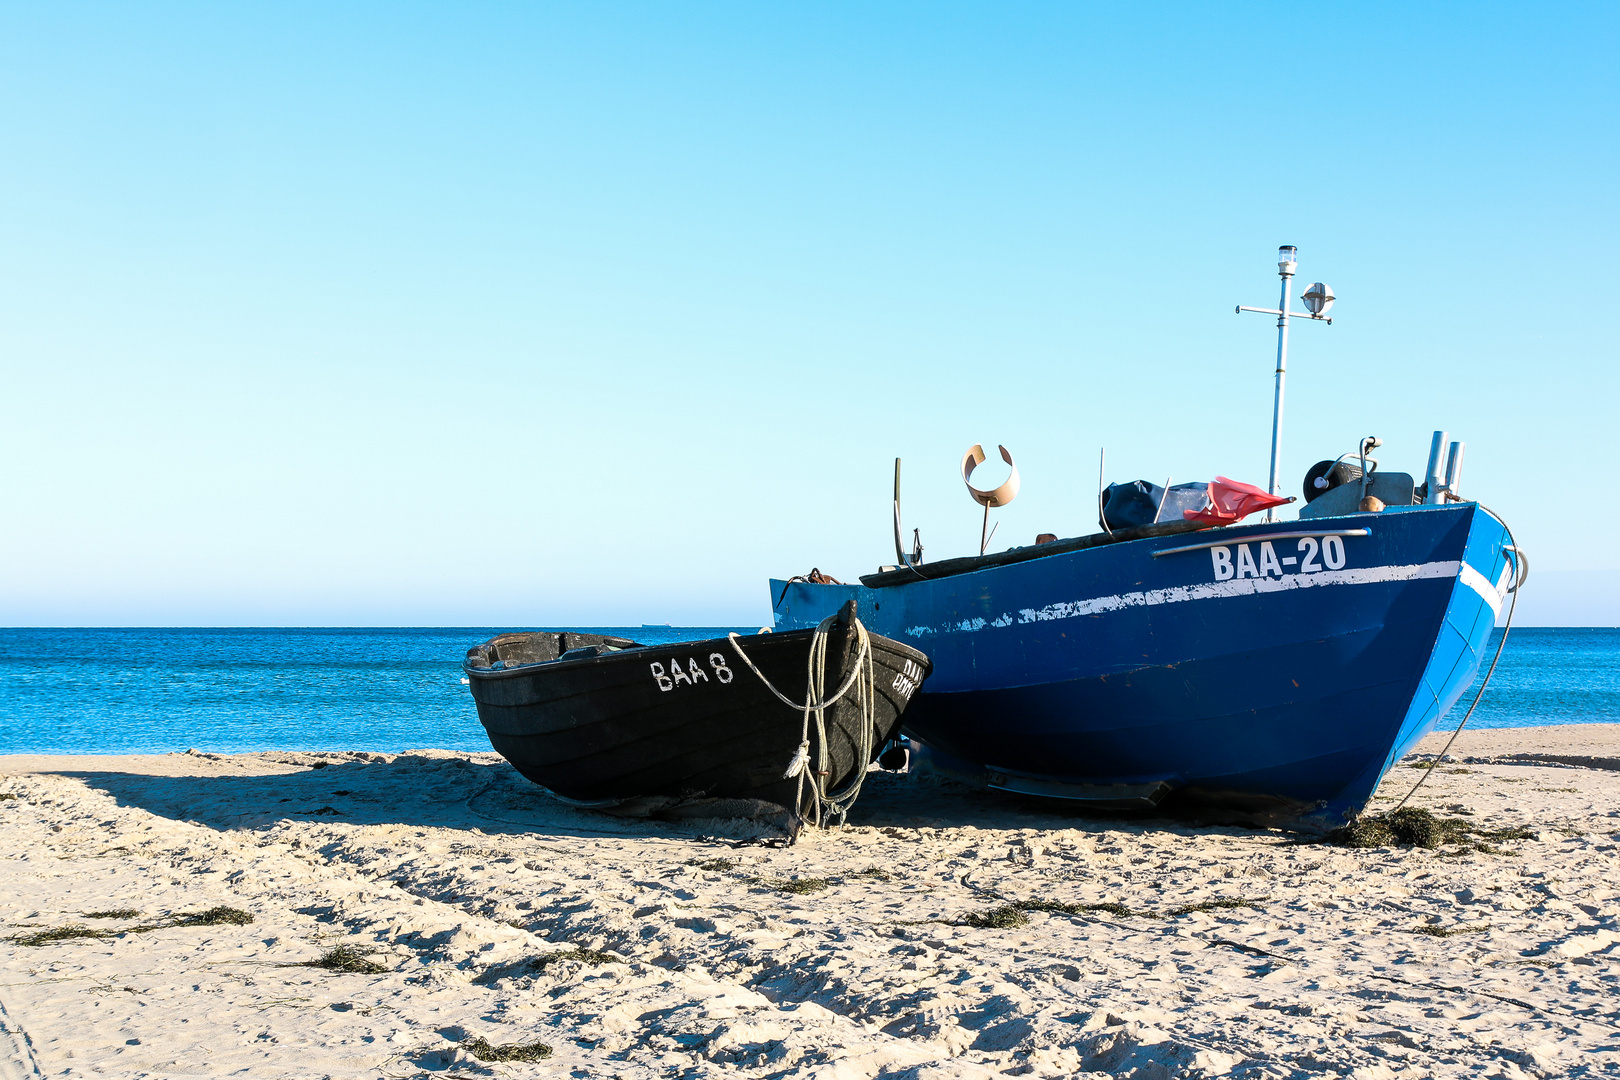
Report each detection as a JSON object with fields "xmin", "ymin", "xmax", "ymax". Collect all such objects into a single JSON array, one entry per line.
[{"xmin": 727, "ymin": 614, "xmax": 879, "ymax": 829}]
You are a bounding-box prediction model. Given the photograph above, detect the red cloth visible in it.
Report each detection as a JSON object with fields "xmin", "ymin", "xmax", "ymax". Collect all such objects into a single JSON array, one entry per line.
[{"xmin": 1182, "ymin": 476, "xmax": 1292, "ymax": 525}]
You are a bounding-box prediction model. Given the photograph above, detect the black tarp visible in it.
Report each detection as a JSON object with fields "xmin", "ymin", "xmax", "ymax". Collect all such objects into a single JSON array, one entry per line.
[{"xmin": 1101, "ymin": 480, "xmax": 1210, "ymax": 532}]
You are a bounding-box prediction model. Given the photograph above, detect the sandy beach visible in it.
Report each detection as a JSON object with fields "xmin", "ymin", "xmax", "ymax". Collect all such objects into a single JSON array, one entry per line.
[{"xmin": 2, "ymin": 726, "xmax": 1618, "ymax": 1079}]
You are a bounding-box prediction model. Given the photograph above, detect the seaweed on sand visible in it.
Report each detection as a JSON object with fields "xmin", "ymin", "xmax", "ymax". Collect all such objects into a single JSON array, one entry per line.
[
  {"xmin": 12, "ymin": 907, "xmax": 253, "ymax": 946},
  {"xmin": 13, "ymin": 924, "xmax": 109, "ymax": 946},
  {"xmin": 1331, "ymin": 808, "xmax": 1537, "ymax": 852},
  {"xmin": 957, "ymin": 896, "xmax": 1256, "ymax": 928},
  {"xmin": 1015, "ymin": 898, "xmax": 1144, "ymax": 919},
  {"xmin": 471, "ymin": 948, "xmax": 619, "ymax": 986},
  {"xmin": 461, "ymin": 1036, "xmax": 553, "ymax": 1062},
  {"xmin": 1410, "ymin": 923, "xmax": 1489, "ymax": 938},
  {"xmin": 755, "ymin": 876, "xmax": 831, "ymax": 894},
  {"xmin": 958, "ymin": 905, "xmax": 1030, "ymax": 929},
  {"xmin": 1165, "ymin": 898, "xmax": 1257, "ymax": 917},
  {"xmin": 1330, "ymin": 807, "xmax": 1473, "ymax": 849},
  {"xmin": 686, "ymin": 857, "xmax": 737, "ymax": 872},
  {"xmin": 303, "ymin": 944, "xmax": 390, "ymax": 974},
  {"xmin": 173, "ymin": 907, "xmax": 254, "ymax": 927},
  {"xmin": 534, "ymin": 948, "xmax": 617, "ymax": 972}
]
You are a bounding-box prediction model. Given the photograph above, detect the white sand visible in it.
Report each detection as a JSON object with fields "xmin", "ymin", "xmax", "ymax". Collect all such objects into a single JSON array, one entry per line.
[{"xmin": 2, "ymin": 725, "xmax": 1618, "ymax": 1079}]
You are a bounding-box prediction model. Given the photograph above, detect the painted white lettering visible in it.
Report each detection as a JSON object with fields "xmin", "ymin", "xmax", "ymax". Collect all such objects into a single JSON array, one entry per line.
[
  {"xmin": 650, "ymin": 662, "xmax": 673, "ymax": 692},
  {"xmin": 670, "ymin": 661, "xmax": 693, "ymax": 687},
  {"xmin": 1322, "ymin": 534, "xmax": 1347, "ymax": 570},
  {"xmin": 1211, "ymin": 546, "xmax": 1234, "ymax": 581},
  {"xmin": 709, "ymin": 652, "xmax": 734, "ymax": 684},
  {"xmin": 1258, "ymin": 541, "xmax": 1283, "ymax": 578},
  {"xmin": 687, "ymin": 657, "xmax": 709, "ymax": 683},
  {"xmin": 1299, "ymin": 536, "xmax": 1321, "ymax": 573},
  {"xmin": 1236, "ymin": 544, "xmax": 1259, "ymax": 579}
]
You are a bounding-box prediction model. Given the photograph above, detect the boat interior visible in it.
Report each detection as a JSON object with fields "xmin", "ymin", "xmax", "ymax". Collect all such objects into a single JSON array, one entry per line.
[{"xmin": 466, "ymin": 632, "xmax": 644, "ymax": 672}]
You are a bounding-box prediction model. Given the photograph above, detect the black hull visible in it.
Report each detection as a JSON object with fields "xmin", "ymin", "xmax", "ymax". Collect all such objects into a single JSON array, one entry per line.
[{"xmin": 464, "ymin": 613, "xmax": 930, "ymax": 818}]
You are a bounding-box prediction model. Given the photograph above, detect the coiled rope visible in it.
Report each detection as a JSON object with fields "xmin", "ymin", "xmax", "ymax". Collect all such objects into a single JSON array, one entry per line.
[
  {"xmin": 727, "ymin": 613, "xmax": 878, "ymax": 829},
  {"xmin": 1386, "ymin": 505, "xmax": 1524, "ymax": 816}
]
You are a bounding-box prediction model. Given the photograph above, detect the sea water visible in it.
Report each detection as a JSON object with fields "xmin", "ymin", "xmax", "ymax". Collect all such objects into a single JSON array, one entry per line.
[{"xmin": 0, "ymin": 627, "xmax": 1614, "ymax": 756}]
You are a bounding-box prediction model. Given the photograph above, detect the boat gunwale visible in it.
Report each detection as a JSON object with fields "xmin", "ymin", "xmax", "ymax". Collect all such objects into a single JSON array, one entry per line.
[
  {"xmin": 463, "ymin": 624, "xmax": 931, "ymax": 681},
  {"xmin": 852, "ymin": 502, "xmax": 1479, "ymax": 591}
]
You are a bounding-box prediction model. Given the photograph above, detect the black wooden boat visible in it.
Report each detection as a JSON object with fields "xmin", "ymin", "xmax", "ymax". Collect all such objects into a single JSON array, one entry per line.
[{"xmin": 463, "ymin": 602, "xmax": 931, "ymax": 825}]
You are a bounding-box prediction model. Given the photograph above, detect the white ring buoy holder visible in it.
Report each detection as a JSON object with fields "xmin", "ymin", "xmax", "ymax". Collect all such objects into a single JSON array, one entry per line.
[{"xmin": 961, "ymin": 444, "xmax": 1020, "ymax": 507}]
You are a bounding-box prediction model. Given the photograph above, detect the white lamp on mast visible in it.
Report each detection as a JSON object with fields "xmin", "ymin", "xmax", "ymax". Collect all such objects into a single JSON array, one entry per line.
[{"xmin": 1236, "ymin": 246, "xmax": 1336, "ymax": 521}]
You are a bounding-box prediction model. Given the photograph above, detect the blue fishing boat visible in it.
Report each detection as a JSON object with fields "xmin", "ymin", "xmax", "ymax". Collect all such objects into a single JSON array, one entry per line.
[
  {"xmin": 768, "ymin": 251, "xmax": 1524, "ymax": 830},
  {"xmin": 771, "ymin": 491, "xmax": 1518, "ymax": 829}
]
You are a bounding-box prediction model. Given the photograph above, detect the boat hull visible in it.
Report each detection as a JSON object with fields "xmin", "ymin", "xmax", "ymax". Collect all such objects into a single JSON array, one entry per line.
[
  {"xmin": 770, "ymin": 503, "xmax": 1514, "ymax": 829},
  {"xmin": 464, "ymin": 617, "xmax": 931, "ymax": 820}
]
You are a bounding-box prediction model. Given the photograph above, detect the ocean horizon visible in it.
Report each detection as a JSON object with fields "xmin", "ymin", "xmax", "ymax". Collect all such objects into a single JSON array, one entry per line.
[{"xmin": 1, "ymin": 626, "xmax": 1616, "ymax": 757}]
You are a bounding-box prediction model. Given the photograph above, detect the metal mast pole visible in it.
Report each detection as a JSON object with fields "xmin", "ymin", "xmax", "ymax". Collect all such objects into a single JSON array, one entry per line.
[
  {"xmin": 1267, "ymin": 255, "xmax": 1296, "ymax": 521},
  {"xmin": 1240, "ymin": 246, "xmax": 1329, "ymax": 525}
]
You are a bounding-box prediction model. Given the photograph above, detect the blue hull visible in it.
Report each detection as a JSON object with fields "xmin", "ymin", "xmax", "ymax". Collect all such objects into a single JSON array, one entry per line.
[{"xmin": 770, "ymin": 503, "xmax": 1514, "ymax": 829}]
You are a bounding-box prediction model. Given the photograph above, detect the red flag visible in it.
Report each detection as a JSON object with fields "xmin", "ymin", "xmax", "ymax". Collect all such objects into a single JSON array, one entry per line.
[{"xmin": 1182, "ymin": 476, "xmax": 1292, "ymax": 525}]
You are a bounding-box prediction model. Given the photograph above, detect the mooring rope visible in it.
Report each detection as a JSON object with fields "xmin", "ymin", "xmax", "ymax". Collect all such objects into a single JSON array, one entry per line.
[
  {"xmin": 727, "ymin": 614, "xmax": 878, "ymax": 829},
  {"xmin": 1386, "ymin": 505, "xmax": 1523, "ymax": 816}
]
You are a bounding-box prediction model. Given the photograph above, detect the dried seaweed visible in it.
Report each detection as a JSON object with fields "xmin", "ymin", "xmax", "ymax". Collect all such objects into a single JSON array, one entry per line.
[
  {"xmin": 1016, "ymin": 898, "xmax": 1143, "ymax": 919},
  {"xmin": 958, "ymin": 904, "xmax": 1030, "ymax": 929},
  {"xmin": 471, "ymin": 948, "xmax": 619, "ymax": 986},
  {"xmin": 1330, "ymin": 807, "xmax": 1536, "ymax": 853},
  {"xmin": 174, "ymin": 906, "xmax": 254, "ymax": 927},
  {"xmin": 957, "ymin": 895, "xmax": 1255, "ymax": 928},
  {"xmin": 1165, "ymin": 898, "xmax": 1257, "ymax": 917},
  {"xmin": 14, "ymin": 907, "xmax": 253, "ymax": 945},
  {"xmin": 686, "ymin": 857, "xmax": 736, "ymax": 872},
  {"xmin": 461, "ymin": 1036, "xmax": 553, "ymax": 1062},
  {"xmin": 533, "ymin": 948, "xmax": 617, "ymax": 973},
  {"xmin": 13, "ymin": 924, "xmax": 108, "ymax": 946},
  {"xmin": 1410, "ymin": 923, "xmax": 1489, "ymax": 937},
  {"xmin": 756, "ymin": 877, "xmax": 830, "ymax": 894},
  {"xmin": 303, "ymin": 944, "xmax": 389, "ymax": 974},
  {"xmin": 1330, "ymin": 808, "xmax": 1474, "ymax": 849}
]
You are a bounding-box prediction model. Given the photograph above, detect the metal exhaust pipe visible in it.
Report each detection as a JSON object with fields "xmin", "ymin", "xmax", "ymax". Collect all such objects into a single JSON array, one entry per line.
[
  {"xmin": 1425, "ymin": 430, "xmax": 1450, "ymax": 505},
  {"xmin": 1444, "ymin": 441, "xmax": 1466, "ymax": 500}
]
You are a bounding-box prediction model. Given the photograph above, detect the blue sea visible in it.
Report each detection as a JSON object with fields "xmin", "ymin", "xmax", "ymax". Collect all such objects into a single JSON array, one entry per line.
[{"xmin": 0, "ymin": 627, "xmax": 1615, "ymax": 756}]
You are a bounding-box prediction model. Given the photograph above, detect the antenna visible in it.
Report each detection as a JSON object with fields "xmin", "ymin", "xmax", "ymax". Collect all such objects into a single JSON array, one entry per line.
[
  {"xmin": 961, "ymin": 444, "xmax": 1020, "ymax": 556},
  {"xmin": 1236, "ymin": 245, "xmax": 1336, "ymax": 521}
]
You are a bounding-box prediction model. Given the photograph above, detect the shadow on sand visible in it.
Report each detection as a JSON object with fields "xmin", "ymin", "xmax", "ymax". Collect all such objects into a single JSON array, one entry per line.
[{"xmin": 23, "ymin": 749, "xmax": 1289, "ymax": 845}]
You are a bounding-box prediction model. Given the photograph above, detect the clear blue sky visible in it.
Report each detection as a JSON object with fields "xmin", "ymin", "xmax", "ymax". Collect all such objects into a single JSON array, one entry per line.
[{"xmin": 1, "ymin": 3, "xmax": 1614, "ymax": 626}]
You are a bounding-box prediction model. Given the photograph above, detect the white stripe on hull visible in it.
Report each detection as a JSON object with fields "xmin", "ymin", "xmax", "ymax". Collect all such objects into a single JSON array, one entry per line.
[
  {"xmin": 1457, "ymin": 562, "xmax": 1513, "ymax": 617},
  {"xmin": 906, "ymin": 560, "xmax": 1472, "ymax": 638}
]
